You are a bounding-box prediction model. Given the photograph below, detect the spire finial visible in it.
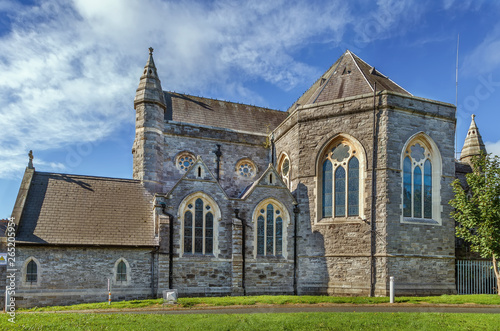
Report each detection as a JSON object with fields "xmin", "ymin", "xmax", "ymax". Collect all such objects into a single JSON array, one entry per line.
[
  {"xmin": 149, "ymin": 47, "xmax": 154, "ymax": 55},
  {"xmin": 472, "ymin": 114, "xmax": 475, "ymax": 120},
  {"xmin": 28, "ymin": 150, "xmax": 34, "ymax": 169}
]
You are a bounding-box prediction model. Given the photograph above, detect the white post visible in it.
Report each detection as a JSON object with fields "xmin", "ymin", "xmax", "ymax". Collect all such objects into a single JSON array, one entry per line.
[
  {"xmin": 108, "ymin": 278, "xmax": 111, "ymax": 305},
  {"xmin": 5, "ymin": 287, "xmax": 10, "ymax": 312},
  {"xmin": 389, "ymin": 276, "xmax": 395, "ymax": 303}
]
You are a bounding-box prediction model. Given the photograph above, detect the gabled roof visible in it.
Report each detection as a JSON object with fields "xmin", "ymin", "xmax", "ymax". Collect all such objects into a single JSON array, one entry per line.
[
  {"xmin": 165, "ymin": 156, "xmax": 229, "ymax": 200},
  {"xmin": 288, "ymin": 50, "xmax": 411, "ymax": 111},
  {"xmin": 239, "ymin": 164, "xmax": 295, "ymax": 203},
  {"xmin": 164, "ymin": 92, "xmax": 288, "ymax": 134},
  {"xmin": 15, "ymin": 172, "xmax": 156, "ymax": 246}
]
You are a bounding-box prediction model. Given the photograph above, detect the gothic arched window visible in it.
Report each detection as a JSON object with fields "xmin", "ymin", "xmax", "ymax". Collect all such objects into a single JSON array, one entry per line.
[
  {"xmin": 278, "ymin": 153, "xmax": 291, "ymax": 189},
  {"xmin": 26, "ymin": 260, "xmax": 37, "ymax": 284},
  {"xmin": 253, "ymin": 199, "xmax": 290, "ymax": 258},
  {"xmin": 116, "ymin": 261, "xmax": 127, "ymax": 281},
  {"xmin": 320, "ymin": 137, "xmax": 364, "ymax": 221},
  {"xmin": 23, "ymin": 257, "xmax": 41, "ymax": 286},
  {"xmin": 402, "ymin": 135, "xmax": 441, "ymax": 223},
  {"xmin": 179, "ymin": 192, "xmax": 221, "ymax": 256}
]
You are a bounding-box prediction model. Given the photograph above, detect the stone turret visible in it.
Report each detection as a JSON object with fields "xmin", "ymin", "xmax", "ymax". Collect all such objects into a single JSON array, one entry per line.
[
  {"xmin": 460, "ymin": 114, "xmax": 486, "ymax": 165},
  {"xmin": 132, "ymin": 47, "xmax": 166, "ymax": 193}
]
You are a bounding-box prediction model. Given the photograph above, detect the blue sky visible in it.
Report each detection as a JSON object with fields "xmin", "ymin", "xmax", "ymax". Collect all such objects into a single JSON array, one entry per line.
[{"xmin": 1, "ymin": 0, "xmax": 500, "ymax": 218}]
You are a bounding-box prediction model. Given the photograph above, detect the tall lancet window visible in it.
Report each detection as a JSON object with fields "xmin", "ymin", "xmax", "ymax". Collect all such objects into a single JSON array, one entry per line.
[
  {"xmin": 179, "ymin": 192, "xmax": 221, "ymax": 256},
  {"xmin": 253, "ymin": 199, "xmax": 289, "ymax": 258},
  {"xmin": 402, "ymin": 134, "xmax": 441, "ymax": 224},
  {"xmin": 320, "ymin": 137, "xmax": 364, "ymax": 221}
]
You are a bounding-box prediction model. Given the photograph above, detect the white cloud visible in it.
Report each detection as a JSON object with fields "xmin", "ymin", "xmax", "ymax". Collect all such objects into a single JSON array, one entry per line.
[
  {"xmin": 462, "ymin": 24, "xmax": 500, "ymax": 76},
  {"xmin": 0, "ymin": 0, "xmax": 434, "ymax": 179},
  {"xmin": 485, "ymin": 141, "xmax": 500, "ymax": 158}
]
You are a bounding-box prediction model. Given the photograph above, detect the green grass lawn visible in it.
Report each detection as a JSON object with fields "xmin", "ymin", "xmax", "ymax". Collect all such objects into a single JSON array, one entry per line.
[
  {"xmin": 21, "ymin": 294, "xmax": 500, "ymax": 312},
  {"xmin": 2, "ymin": 312, "xmax": 500, "ymax": 330}
]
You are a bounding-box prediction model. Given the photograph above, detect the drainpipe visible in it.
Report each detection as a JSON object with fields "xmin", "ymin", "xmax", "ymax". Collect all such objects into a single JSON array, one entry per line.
[
  {"xmin": 293, "ymin": 203, "xmax": 300, "ymax": 295},
  {"xmin": 214, "ymin": 144, "xmax": 222, "ymax": 181},
  {"xmin": 370, "ymin": 82, "xmax": 377, "ymax": 297},
  {"xmin": 234, "ymin": 208, "xmax": 246, "ymax": 296},
  {"xmin": 160, "ymin": 203, "xmax": 175, "ymax": 290},
  {"xmin": 150, "ymin": 246, "xmax": 159, "ymax": 298},
  {"xmin": 270, "ymin": 133, "xmax": 275, "ymax": 166}
]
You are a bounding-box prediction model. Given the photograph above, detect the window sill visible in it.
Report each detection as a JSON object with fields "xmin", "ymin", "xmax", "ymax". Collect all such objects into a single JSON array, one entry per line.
[
  {"xmin": 401, "ymin": 217, "xmax": 439, "ymax": 225},
  {"xmin": 316, "ymin": 217, "xmax": 365, "ymax": 225},
  {"xmin": 181, "ymin": 253, "xmax": 215, "ymax": 258}
]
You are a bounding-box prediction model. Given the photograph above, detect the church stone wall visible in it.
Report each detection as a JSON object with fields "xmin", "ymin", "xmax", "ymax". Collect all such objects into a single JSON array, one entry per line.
[
  {"xmin": 14, "ymin": 246, "xmax": 154, "ymax": 308},
  {"xmin": 277, "ymin": 94, "xmax": 377, "ymax": 296},
  {"xmin": 273, "ymin": 92, "xmax": 456, "ymax": 296},
  {"xmin": 162, "ymin": 122, "xmax": 270, "ymax": 197},
  {"xmin": 383, "ymin": 95, "xmax": 456, "ymax": 295},
  {"xmin": 158, "ymin": 167, "xmax": 296, "ymax": 297}
]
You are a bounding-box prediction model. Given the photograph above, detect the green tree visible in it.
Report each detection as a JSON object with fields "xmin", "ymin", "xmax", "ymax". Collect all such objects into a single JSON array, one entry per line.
[{"xmin": 450, "ymin": 153, "xmax": 500, "ymax": 295}]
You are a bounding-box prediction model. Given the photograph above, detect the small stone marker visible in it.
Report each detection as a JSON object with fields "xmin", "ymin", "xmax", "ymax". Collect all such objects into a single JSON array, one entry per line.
[{"xmin": 163, "ymin": 289, "xmax": 178, "ymax": 304}]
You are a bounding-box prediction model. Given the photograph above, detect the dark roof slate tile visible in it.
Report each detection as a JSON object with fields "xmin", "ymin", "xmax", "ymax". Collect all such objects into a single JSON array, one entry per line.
[
  {"xmin": 165, "ymin": 92, "xmax": 288, "ymax": 134},
  {"xmin": 16, "ymin": 172, "xmax": 156, "ymax": 246}
]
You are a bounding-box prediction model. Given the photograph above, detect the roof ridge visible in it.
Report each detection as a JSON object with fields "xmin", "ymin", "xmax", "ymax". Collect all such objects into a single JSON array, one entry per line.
[
  {"xmin": 35, "ymin": 172, "xmax": 140, "ymax": 182},
  {"xmin": 286, "ymin": 52, "xmax": 345, "ymax": 112},
  {"xmin": 348, "ymin": 50, "xmax": 374, "ymax": 92},
  {"xmin": 165, "ymin": 91, "xmax": 284, "ymax": 114},
  {"xmin": 349, "ymin": 51, "xmax": 413, "ymax": 96}
]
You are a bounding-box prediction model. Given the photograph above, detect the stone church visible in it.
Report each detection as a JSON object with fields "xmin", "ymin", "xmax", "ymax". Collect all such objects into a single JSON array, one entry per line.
[{"xmin": 6, "ymin": 48, "xmax": 485, "ymax": 307}]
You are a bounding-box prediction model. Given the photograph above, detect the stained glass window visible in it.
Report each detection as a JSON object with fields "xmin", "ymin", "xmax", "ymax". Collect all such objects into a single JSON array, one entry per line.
[
  {"xmin": 282, "ymin": 159, "xmax": 289, "ymax": 176},
  {"xmin": 414, "ymin": 166, "xmax": 422, "ymax": 218},
  {"xmin": 403, "ymin": 141, "xmax": 434, "ymax": 220},
  {"xmin": 183, "ymin": 195, "xmax": 217, "ymax": 255},
  {"xmin": 257, "ymin": 216, "xmax": 265, "ymax": 255},
  {"xmin": 194, "ymin": 198, "xmax": 204, "ymax": 254},
  {"xmin": 276, "ymin": 217, "xmax": 282, "ymax": 256},
  {"xmin": 322, "ymin": 160, "xmax": 333, "ymax": 217},
  {"xmin": 256, "ymin": 201, "xmax": 284, "ymax": 256},
  {"xmin": 177, "ymin": 153, "xmax": 195, "ymax": 171},
  {"xmin": 237, "ymin": 159, "xmax": 256, "ymax": 178},
  {"xmin": 332, "ymin": 144, "xmax": 350, "ymax": 162},
  {"xmin": 205, "ymin": 212, "xmax": 213, "ymax": 254},
  {"xmin": 335, "ymin": 166, "xmax": 346, "ymax": 217},
  {"xmin": 116, "ymin": 261, "xmax": 127, "ymax": 281},
  {"xmin": 184, "ymin": 211, "xmax": 192, "ymax": 253},
  {"xmin": 266, "ymin": 204, "xmax": 274, "ymax": 255},
  {"xmin": 280, "ymin": 156, "xmax": 291, "ymax": 188},
  {"xmin": 348, "ymin": 157, "xmax": 359, "ymax": 216},
  {"xmin": 424, "ymin": 160, "xmax": 432, "ymax": 219},
  {"xmin": 403, "ymin": 157, "xmax": 412, "ymax": 217},
  {"xmin": 26, "ymin": 260, "xmax": 37, "ymax": 284},
  {"xmin": 321, "ymin": 140, "xmax": 361, "ymax": 220}
]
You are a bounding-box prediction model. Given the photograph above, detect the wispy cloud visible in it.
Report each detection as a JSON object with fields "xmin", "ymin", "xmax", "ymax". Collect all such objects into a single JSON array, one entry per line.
[
  {"xmin": 485, "ymin": 141, "xmax": 500, "ymax": 158},
  {"xmin": 0, "ymin": 0, "xmax": 436, "ymax": 179},
  {"xmin": 462, "ymin": 23, "xmax": 500, "ymax": 76}
]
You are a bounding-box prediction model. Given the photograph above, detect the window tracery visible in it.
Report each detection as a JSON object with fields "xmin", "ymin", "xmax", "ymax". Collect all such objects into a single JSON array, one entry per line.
[
  {"xmin": 179, "ymin": 192, "xmax": 221, "ymax": 256},
  {"xmin": 235, "ymin": 159, "xmax": 256, "ymax": 178},
  {"xmin": 320, "ymin": 140, "xmax": 362, "ymax": 219},
  {"xmin": 176, "ymin": 152, "xmax": 195, "ymax": 172},
  {"xmin": 252, "ymin": 199, "xmax": 289, "ymax": 258},
  {"xmin": 401, "ymin": 134, "xmax": 441, "ymax": 224},
  {"xmin": 278, "ymin": 154, "xmax": 290, "ymax": 188}
]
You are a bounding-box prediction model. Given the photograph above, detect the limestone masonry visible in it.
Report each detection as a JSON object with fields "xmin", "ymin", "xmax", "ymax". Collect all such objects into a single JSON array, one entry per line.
[{"xmin": 4, "ymin": 48, "xmax": 486, "ymax": 307}]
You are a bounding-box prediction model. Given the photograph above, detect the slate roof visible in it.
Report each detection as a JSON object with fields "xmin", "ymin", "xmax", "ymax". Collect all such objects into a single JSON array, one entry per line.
[
  {"xmin": 288, "ymin": 50, "xmax": 411, "ymax": 111},
  {"xmin": 164, "ymin": 92, "xmax": 288, "ymax": 134},
  {"xmin": 15, "ymin": 172, "xmax": 156, "ymax": 246}
]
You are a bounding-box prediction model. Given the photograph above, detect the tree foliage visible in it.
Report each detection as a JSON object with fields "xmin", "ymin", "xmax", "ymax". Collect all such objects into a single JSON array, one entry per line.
[{"xmin": 450, "ymin": 153, "xmax": 500, "ymax": 294}]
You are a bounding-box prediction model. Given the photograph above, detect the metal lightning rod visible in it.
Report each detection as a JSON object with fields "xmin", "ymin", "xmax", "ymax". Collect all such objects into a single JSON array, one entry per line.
[{"xmin": 455, "ymin": 34, "xmax": 460, "ymax": 159}]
